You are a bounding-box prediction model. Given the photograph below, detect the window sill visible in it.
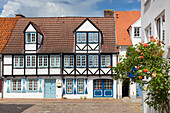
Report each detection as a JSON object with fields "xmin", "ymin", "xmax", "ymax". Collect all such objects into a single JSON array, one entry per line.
[{"xmin": 134, "ymin": 36, "xmax": 141, "ymax": 38}]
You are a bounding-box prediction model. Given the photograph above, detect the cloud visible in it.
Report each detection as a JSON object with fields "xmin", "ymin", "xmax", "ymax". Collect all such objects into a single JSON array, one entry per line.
[
  {"xmin": 137, "ymin": 0, "xmax": 141, "ymax": 2},
  {"xmin": 0, "ymin": 0, "xmax": 103, "ymax": 17}
]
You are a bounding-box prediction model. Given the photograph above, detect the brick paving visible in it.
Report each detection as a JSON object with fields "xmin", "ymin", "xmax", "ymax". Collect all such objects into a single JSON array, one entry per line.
[{"xmin": 0, "ymin": 98, "xmax": 142, "ymax": 113}]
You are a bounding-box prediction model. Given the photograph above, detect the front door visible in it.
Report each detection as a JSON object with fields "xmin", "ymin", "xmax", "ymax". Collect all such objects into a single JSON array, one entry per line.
[
  {"xmin": 122, "ymin": 78, "xmax": 129, "ymax": 97},
  {"xmin": 44, "ymin": 79, "xmax": 56, "ymax": 98},
  {"xmin": 93, "ymin": 79, "xmax": 113, "ymax": 97}
]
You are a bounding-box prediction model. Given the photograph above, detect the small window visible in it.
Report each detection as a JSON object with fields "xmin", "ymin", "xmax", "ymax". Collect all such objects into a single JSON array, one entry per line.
[
  {"xmin": 134, "ymin": 27, "xmax": 141, "ymax": 37},
  {"xmin": 14, "ymin": 56, "xmax": 24, "ymax": 68},
  {"xmin": 12, "ymin": 80, "xmax": 21, "ymax": 91},
  {"xmin": 28, "ymin": 79, "xmax": 38, "ymax": 92},
  {"xmin": 26, "ymin": 55, "xmax": 36, "ymax": 67},
  {"xmin": 76, "ymin": 55, "xmax": 86, "ymax": 67},
  {"xmin": 88, "ymin": 55, "xmax": 98, "ymax": 67},
  {"xmin": 77, "ymin": 79, "xmax": 84, "ymax": 94},
  {"xmin": 25, "ymin": 33, "xmax": 36, "ymax": 43},
  {"xmin": 76, "ymin": 33, "xmax": 86, "ymax": 43},
  {"xmin": 67, "ymin": 79, "xmax": 73, "ymax": 94},
  {"xmin": 38, "ymin": 55, "xmax": 48, "ymax": 67},
  {"xmin": 101, "ymin": 55, "xmax": 110, "ymax": 67},
  {"xmin": 88, "ymin": 33, "xmax": 99, "ymax": 43},
  {"xmin": 64, "ymin": 55, "xmax": 74, "ymax": 67},
  {"xmin": 50, "ymin": 55, "xmax": 60, "ymax": 67}
]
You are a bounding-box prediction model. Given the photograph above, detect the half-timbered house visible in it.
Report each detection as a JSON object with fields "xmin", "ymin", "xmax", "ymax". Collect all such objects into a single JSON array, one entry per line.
[{"xmin": 2, "ymin": 10, "xmax": 120, "ymax": 99}]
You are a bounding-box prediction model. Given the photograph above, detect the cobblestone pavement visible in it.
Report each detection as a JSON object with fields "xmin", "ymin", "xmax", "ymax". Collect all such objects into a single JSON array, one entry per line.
[{"xmin": 0, "ymin": 98, "xmax": 142, "ymax": 113}]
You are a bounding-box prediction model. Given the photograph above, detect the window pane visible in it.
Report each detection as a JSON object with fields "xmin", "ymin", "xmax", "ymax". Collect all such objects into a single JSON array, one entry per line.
[
  {"xmin": 89, "ymin": 56, "xmax": 93, "ymax": 66},
  {"xmin": 101, "ymin": 56, "xmax": 105, "ymax": 66},
  {"xmin": 94, "ymin": 33, "xmax": 98, "ymax": 42},
  {"xmin": 13, "ymin": 80, "xmax": 16, "ymax": 91},
  {"xmin": 32, "ymin": 34, "xmax": 35, "ymax": 42},
  {"xmin": 82, "ymin": 56, "xmax": 86, "ymax": 67},
  {"xmin": 82, "ymin": 33, "xmax": 86, "ymax": 42},
  {"xmin": 56, "ymin": 56, "xmax": 60, "ymax": 67},
  {"xmin": 27, "ymin": 33, "xmax": 31, "ymax": 42},
  {"xmin": 77, "ymin": 56, "xmax": 81, "ymax": 67},
  {"xmin": 67, "ymin": 79, "xmax": 73, "ymax": 86},
  {"xmin": 94, "ymin": 56, "xmax": 98, "ymax": 67},
  {"xmin": 77, "ymin": 33, "xmax": 81, "ymax": 42},
  {"xmin": 51, "ymin": 56, "xmax": 55, "ymax": 66},
  {"xmin": 15, "ymin": 56, "xmax": 18, "ymax": 67},
  {"xmin": 67, "ymin": 87, "xmax": 72, "ymax": 93},
  {"xmin": 19, "ymin": 56, "xmax": 23, "ymax": 67},
  {"xmin": 39, "ymin": 56, "xmax": 42, "ymax": 66},
  {"xmin": 106, "ymin": 56, "xmax": 110, "ymax": 67},
  {"xmin": 78, "ymin": 87, "xmax": 83, "ymax": 93},
  {"xmin": 27, "ymin": 56, "xmax": 30, "ymax": 67},
  {"xmin": 78, "ymin": 79, "xmax": 84, "ymax": 86},
  {"xmin": 32, "ymin": 56, "xmax": 35, "ymax": 67},
  {"xmin": 44, "ymin": 56, "xmax": 48, "ymax": 66},
  {"xmin": 89, "ymin": 33, "xmax": 93, "ymax": 42},
  {"xmin": 29, "ymin": 80, "xmax": 33, "ymax": 90},
  {"xmin": 69, "ymin": 56, "xmax": 74, "ymax": 67},
  {"xmin": 34, "ymin": 80, "xmax": 37, "ymax": 90},
  {"xmin": 64, "ymin": 56, "xmax": 68, "ymax": 67},
  {"xmin": 94, "ymin": 80, "xmax": 102, "ymax": 89},
  {"xmin": 18, "ymin": 80, "xmax": 21, "ymax": 91}
]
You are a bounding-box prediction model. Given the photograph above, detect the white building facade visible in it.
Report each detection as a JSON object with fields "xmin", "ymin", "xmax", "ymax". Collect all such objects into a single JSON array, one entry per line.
[{"xmin": 2, "ymin": 10, "xmax": 119, "ymax": 99}]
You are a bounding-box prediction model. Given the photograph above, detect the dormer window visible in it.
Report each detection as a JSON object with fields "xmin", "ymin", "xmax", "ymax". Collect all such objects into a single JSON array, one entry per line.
[
  {"xmin": 76, "ymin": 33, "xmax": 86, "ymax": 43},
  {"xmin": 25, "ymin": 33, "xmax": 36, "ymax": 43},
  {"xmin": 88, "ymin": 32, "xmax": 98, "ymax": 43}
]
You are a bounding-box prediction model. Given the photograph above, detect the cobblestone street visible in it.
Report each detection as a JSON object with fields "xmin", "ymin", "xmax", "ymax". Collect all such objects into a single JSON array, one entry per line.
[{"xmin": 0, "ymin": 98, "xmax": 142, "ymax": 113}]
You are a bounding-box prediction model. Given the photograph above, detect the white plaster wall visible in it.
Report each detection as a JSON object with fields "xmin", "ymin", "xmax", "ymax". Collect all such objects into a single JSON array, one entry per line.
[
  {"xmin": 130, "ymin": 82, "xmax": 136, "ymax": 98},
  {"xmin": 25, "ymin": 69, "xmax": 36, "ymax": 75},
  {"xmin": 141, "ymin": 0, "xmax": 170, "ymax": 58},
  {"xmin": 88, "ymin": 68, "xmax": 99, "ymax": 74},
  {"xmin": 4, "ymin": 55, "xmax": 12, "ymax": 64},
  {"xmin": 4, "ymin": 66, "xmax": 12, "ymax": 75},
  {"xmin": 100, "ymin": 68, "xmax": 111, "ymax": 74},
  {"xmin": 25, "ymin": 24, "xmax": 36, "ymax": 32},
  {"xmin": 25, "ymin": 44, "xmax": 36, "ymax": 50},
  {"xmin": 76, "ymin": 68, "xmax": 87, "ymax": 75},
  {"xmin": 50, "ymin": 68, "xmax": 60, "ymax": 75},
  {"xmin": 131, "ymin": 18, "xmax": 142, "ymax": 46},
  {"xmin": 13, "ymin": 69, "xmax": 24, "ymax": 75},
  {"xmin": 38, "ymin": 69, "xmax": 48, "ymax": 75},
  {"xmin": 77, "ymin": 20, "xmax": 98, "ymax": 31},
  {"xmin": 118, "ymin": 80, "xmax": 122, "ymax": 99}
]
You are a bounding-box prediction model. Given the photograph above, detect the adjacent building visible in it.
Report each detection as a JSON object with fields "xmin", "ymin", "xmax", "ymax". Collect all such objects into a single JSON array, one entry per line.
[
  {"xmin": 1, "ymin": 10, "xmax": 119, "ymax": 99},
  {"xmin": 0, "ymin": 17, "xmax": 18, "ymax": 98},
  {"xmin": 115, "ymin": 11, "xmax": 141, "ymax": 99}
]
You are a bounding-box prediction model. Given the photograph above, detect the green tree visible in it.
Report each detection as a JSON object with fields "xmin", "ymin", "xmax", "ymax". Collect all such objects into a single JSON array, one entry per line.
[{"xmin": 112, "ymin": 37, "xmax": 170, "ymax": 113}]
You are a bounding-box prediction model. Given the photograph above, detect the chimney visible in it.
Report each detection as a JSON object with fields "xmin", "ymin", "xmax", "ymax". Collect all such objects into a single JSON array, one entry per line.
[
  {"xmin": 104, "ymin": 9, "xmax": 114, "ymax": 17},
  {"xmin": 15, "ymin": 14, "xmax": 25, "ymax": 18}
]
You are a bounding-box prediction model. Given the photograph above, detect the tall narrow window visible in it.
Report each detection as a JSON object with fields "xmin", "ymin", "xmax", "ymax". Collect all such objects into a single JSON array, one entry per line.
[
  {"xmin": 28, "ymin": 79, "xmax": 38, "ymax": 92},
  {"xmin": 27, "ymin": 56, "xmax": 30, "ymax": 67},
  {"xmin": 77, "ymin": 79, "xmax": 84, "ymax": 94},
  {"xmin": 14, "ymin": 56, "xmax": 18, "ymax": 67},
  {"xmin": 101, "ymin": 55, "xmax": 111, "ymax": 67},
  {"xmin": 67, "ymin": 79, "xmax": 73, "ymax": 94},
  {"xmin": 157, "ymin": 18, "xmax": 161, "ymax": 40},
  {"xmin": 32, "ymin": 34, "xmax": 35, "ymax": 42}
]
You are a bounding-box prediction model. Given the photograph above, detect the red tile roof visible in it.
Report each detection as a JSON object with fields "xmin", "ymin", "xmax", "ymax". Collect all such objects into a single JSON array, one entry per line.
[
  {"xmin": 115, "ymin": 11, "xmax": 141, "ymax": 46},
  {"xmin": 0, "ymin": 18, "xmax": 18, "ymax": 53},
  {"xmin": 3, "ymin": 17, "xmax": 118, "ymax": 54}
]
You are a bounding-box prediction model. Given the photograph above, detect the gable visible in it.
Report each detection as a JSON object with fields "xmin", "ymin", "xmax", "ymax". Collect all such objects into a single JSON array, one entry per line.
[
  {"xmin": 25, "ymin": 24, "xmax": 36, "ymax": 32},
  {"xmin": 76, "ymin": 20, "xmax": 98, "ymax": 32},
  {"xmin": 131, "ymin": 18, "xmax": 141, "ymax": 27}
]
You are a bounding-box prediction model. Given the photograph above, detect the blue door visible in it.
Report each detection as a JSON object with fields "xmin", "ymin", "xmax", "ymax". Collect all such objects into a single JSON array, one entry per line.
[
  {"xmin": 136, "ymin": 83, "xmax": 142, "ymax": 97},
  {"xmin": 93, "ymin": 79, "xmax": 113, "ymax": 97},
  {"xmin": 44, "ymin": 79, "xmax": 56, "ymax": 98}
]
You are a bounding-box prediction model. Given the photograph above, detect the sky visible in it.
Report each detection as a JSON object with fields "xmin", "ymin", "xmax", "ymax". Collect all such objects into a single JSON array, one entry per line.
[{"xmin": 0, "ymin": 0, "xmax": 141, "ymax": 17}]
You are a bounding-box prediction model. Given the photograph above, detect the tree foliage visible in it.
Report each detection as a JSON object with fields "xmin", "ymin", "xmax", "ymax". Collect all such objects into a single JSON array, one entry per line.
[{"xmin": 112, "ymin": 37, "xmax": 170, "ymax": 112}]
